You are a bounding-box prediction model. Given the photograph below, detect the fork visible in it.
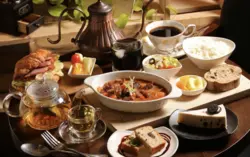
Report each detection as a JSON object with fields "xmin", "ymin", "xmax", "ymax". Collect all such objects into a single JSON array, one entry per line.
[{"xmin": 41, "ymin": 131, "xmax": 108, "ymax": 157}]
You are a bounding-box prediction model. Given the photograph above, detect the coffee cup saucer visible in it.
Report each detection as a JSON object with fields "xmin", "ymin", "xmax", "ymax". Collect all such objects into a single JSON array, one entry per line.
[
  {"xmin": 142, "ymin": 36, "xmax": 186, "ymax": 58},
  {"xmin": 58, "ymin": 119, "xmax": 107, "ymax": 144}
]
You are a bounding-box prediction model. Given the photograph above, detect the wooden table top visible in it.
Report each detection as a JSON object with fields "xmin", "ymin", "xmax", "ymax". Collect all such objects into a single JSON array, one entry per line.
[{"xmin": 2, "ymin": 60, "xmax": 250, "ymax": 157}]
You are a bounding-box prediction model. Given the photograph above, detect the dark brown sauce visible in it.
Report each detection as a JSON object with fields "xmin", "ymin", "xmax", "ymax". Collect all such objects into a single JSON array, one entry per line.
[
  {"xmin": 150, "ymin": 26, "xmax": 181, "ymax": 37},
  {"xmin": 118, "ymin": 133, "xmax": 171, "ymax": 157}
]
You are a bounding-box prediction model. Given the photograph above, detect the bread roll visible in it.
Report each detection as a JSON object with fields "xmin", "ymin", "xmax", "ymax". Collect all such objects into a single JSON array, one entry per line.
[{"xmin": 204, "ymin": 64, "xmax": 242, "ymax": 92}]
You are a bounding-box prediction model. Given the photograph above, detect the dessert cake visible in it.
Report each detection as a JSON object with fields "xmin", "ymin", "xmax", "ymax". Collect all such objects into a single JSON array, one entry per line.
[
  {"xmin": 135, "ymin": 126, "xmax": 167, "ymax": 154},
  {"xmin": 177, "ymin": 104, "xmax": 227, "ymax": 129}
]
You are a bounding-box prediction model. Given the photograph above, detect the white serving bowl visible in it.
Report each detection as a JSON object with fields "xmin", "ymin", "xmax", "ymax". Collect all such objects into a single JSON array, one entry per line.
[
  {"xmin": 142, "ymin": 54, "xmax": 182, "ymax": 80},
  {"xmin": 182, "ymin": 36, "xmax": 235, "ymax": 70},
  {"xmin": 84, "ymin": 71, "xmax": 182, "ymax": 113},
  {"xmin": 175, "ymin": 75, "xmax": 207, "ymax": 96}
]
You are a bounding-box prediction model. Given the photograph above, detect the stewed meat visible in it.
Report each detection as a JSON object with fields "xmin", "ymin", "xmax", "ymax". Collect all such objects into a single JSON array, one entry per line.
[{"xmin": 98, "ymin": 78, "xmax": 168, "ymax": 101}]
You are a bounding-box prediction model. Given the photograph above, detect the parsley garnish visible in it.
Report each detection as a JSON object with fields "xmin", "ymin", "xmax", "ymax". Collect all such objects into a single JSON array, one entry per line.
[{"xmin": 123, "ymin": 76, "xmax": 136, "ymax": 96}]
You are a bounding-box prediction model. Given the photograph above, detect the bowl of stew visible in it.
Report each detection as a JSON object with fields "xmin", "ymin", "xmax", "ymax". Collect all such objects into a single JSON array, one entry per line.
[{"xmin": 84, "ymin": 71, "xmax": 182, "ymax": 113}]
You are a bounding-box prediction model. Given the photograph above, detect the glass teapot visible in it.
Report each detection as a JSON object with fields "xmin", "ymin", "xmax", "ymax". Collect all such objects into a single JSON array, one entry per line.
[
  {"xmin": 3, "ymin": 79, "xmax": 71, "ymax": 130},
  {"xmin": 47, "ymin": 0, "xmax": 153, "ymax": 63}
]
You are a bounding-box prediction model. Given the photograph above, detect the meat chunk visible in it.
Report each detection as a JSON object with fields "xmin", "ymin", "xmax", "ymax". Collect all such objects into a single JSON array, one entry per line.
[
  {"xmin": 142, "ymin": 83, "xmax": 153, "ymax": 90},
  {"xmin": 140, "ymin": 90, "xmax": 150, "ymax": 98},
  {"xmin": 114, "ymin": 79, "xmax": 124, "ymax": 84},
  {"xmin": 133, "ymin": 82, "xmax": 140, "ymax": 89},
  {"xmin": 38, "ymin": 61, "xmax": 51, "ymax": 68},
  {"xmin": 123, "ymin": 96, "xmax": 132, "ymax": 101},
  {"xmin": 24, "ymin": 67, "xmax": 49, "ymax": 77}
]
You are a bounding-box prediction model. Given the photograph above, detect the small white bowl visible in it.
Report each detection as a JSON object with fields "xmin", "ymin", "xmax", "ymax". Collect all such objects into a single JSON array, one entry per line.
[
  {"xmin": 175, "ymin": 75, "xmax": 207, "ymax": 96},
  {"xmin": 68, "ymin": 58, "xmax": 96, "ymax": 79},
  {"xmin": 143, "ymin": 54, "xmax": 182, "ymax": 80},
  {"xmin": 182, "ymin": 36, "xmax": 235, "ymax": 70}
]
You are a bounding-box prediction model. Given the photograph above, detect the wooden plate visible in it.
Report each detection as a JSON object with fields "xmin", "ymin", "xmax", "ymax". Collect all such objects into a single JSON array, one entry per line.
[{"xmin": 59, "ymin": 62, "xmax": 103, "ymax": 95}]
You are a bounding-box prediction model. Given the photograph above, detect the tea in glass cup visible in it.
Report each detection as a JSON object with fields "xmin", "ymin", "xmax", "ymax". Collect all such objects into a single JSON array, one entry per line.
[{"xmin": 68, "ymin": 105, "xmax": 101, "ymax": 138}]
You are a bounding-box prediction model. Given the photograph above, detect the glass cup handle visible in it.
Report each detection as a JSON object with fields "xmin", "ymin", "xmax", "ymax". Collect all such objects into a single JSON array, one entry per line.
[
  {"xmin": 95, "ymin": 108, "xmax": 102, "ymax": 121},
  {"xmin": 3, "ymin": 92, "xmax": 22, "ymax": 117}
]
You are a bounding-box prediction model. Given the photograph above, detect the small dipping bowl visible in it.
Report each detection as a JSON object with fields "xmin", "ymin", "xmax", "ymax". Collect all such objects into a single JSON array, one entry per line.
[{"xmin": 175, "ymin": 75, "xmax": 207, "ymax": 96}]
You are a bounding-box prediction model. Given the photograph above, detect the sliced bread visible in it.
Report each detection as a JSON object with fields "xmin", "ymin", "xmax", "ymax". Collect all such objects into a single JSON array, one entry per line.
[
  {"xmin": 120, "ymin": 133, "xmax": 143, "ymax": 156},
  {"xmin": 204, "ymin": 64, "xmax": 242, "ymax": 92},
  {"xmin": 134, "ymin": 126, "xmax": 166, "ymax": 154}
]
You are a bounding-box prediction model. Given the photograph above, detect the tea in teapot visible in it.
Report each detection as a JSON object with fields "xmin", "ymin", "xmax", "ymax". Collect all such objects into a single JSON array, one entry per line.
[{"xmin": 3, "ymin": 79, "xmax": 71, "ymax": 130}]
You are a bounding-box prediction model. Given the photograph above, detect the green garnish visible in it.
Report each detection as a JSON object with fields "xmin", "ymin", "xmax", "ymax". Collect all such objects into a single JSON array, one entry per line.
[
  {"xmin": 124, "ymin": 76, "xmax": 136, "ymax": 96},
  {"xmin": 129, "ymin": 137, "xmax": 141, "ymax": 147}
]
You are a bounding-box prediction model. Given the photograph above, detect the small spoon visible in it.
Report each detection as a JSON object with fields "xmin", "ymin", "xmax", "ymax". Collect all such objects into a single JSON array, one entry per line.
[{"xmin": 21, "ymin": 143, "xmax": 76, "ymax": 157}]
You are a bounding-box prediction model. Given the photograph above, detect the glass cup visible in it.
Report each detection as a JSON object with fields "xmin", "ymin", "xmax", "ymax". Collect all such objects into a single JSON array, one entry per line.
[
  {"xmin": 67, "ymin": 105, "xmax": 101, "ymax": 139},
  {"xmin": 111, "ymin": 38, "xmax": 143, "ymax": 71}
]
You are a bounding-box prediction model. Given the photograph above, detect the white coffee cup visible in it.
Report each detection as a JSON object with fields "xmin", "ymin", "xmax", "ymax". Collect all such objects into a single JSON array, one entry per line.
[{"xmin": 145, "ymin": 20, "xmax": 196, "ymax": 52}]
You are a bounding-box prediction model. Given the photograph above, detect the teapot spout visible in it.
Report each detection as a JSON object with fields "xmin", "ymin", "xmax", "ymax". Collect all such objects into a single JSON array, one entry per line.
[{"xmin": 47, "ymin": 8, "xmax": 69, "ymax": 44}]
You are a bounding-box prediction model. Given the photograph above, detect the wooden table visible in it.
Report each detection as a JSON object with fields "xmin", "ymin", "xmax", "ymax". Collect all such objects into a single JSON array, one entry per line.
[
  {"xmin": 82, "ymin": 98, "xmax": 250, "ymax": 157},
  {"xmin": 4, "ymin": 60, "xmax": 250, "ymax": 157}
]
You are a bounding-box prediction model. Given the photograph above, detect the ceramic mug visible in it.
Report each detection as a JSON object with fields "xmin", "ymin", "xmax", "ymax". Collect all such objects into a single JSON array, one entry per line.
[{"xmin": 145, "ymin": 20, "xmax": 196, "ymax": 53}]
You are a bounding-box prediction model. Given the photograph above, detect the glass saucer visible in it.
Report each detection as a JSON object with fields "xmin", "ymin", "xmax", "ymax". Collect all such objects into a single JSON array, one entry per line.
[{"xmin": 58, "ymin": 120, "xmax": 107, "ymax": 144}]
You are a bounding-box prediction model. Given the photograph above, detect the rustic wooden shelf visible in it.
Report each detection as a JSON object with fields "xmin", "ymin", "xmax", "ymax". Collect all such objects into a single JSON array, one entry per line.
[
  {"xmin": 0, "ymin": 10, "xmax": 221, "ymax": 49},
  {"xmin": 171, "ymin": 0, "xmax": 220, "ymax": 14}
]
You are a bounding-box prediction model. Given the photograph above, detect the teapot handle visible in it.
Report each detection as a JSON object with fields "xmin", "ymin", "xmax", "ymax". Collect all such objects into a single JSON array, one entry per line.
[
  {"xmin": 47, "ymin": 7, "xmax": 88, "ymax": 44},
  {"xmin": 134, "ymin": 0, "xmax": 154, "ymax": 38},
  {"xmin": 3, "ymin": 92, "xmax": 22, "ymax": 117}
]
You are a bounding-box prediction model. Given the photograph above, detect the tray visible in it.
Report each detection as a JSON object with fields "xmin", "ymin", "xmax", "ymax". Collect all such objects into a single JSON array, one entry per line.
[{"xmin": 81, "ymin": 58, "xmax": 250, "ymax": 131}]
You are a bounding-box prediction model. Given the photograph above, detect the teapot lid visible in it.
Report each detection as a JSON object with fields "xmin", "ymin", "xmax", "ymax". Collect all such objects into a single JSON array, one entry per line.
[
  {"xmin": 88, "ymin": 0, "xmax": 112, "ymax": 14},
  {"xmin": 26, "ymin": 79, "xmax": 59, "ymax": 100}
]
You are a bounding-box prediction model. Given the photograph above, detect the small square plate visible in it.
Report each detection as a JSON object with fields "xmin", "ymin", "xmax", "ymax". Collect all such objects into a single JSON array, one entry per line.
[{"xmin": 68, "ymin": 57, "xmax": 96, "ymax": 79}]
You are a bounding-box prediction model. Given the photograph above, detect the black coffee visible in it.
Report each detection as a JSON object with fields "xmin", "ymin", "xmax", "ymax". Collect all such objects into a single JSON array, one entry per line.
[
  {"xmin": 150, "ymin": 26, "xmax": 181, "ymax": 37},
  {"xmin": 112, "ymin": 38, "xmax": 143, "ymax": 71}
]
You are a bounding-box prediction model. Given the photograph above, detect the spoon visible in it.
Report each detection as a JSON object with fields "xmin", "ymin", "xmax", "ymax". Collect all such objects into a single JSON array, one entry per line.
[{"xmin": 21, "ymin": 143, "xmax": 77, "ymax": 157}]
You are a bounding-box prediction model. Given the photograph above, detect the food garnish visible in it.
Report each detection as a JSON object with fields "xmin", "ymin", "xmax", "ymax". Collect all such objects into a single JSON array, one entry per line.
[
  {"xmin": 123, "ymin": 76, "xmax": 136, "ymax": 96},
  {"xmin": 207, "ymin": 104, "xmax": 221, "ymax": 115},
  {"xmin": 71, "ymin": 53, "xmax": 83, "ymax": 64},
  {"xmin": 149, "ymin": 58, "xmax": 156, "ymax": 65},
  {"xmin": 129, "ymin": 136, "xmax": 142, "ymax": 147}
]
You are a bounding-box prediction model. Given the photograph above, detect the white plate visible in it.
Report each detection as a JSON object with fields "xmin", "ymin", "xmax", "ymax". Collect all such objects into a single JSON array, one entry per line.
[
  {"xmin": 107, "ymin": 126, "xmax": 179, "ymax": 157},
  {"xmin": 142, "ymin": 36, "xmax": 186, "ymax": 59},
  {"xmin": 68, "ymin": 58, "xmax": 96, "ymax": 79}
]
